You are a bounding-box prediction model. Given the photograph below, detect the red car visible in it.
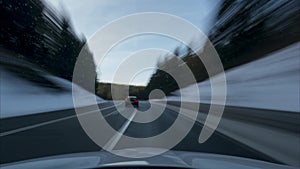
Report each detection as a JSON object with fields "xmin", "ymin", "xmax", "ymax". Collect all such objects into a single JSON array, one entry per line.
[{"xmin": 125, "ymin": 96, "xmax": 139, "ymax": 107}]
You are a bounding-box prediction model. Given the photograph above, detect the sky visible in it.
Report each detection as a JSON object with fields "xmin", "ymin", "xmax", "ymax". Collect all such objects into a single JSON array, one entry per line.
[{"xmin": 45, "ymin": 0, "xmax": 221, "ymax": 86}]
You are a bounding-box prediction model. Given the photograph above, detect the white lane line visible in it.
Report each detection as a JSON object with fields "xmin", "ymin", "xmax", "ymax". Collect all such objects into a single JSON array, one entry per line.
[
  {"xmin": 103, "ymin": 109, "xmax": 137, "ymax": 151},
  {"xmin": 0, "ymin": 103, "xmax": 122, "ymax": 137}
]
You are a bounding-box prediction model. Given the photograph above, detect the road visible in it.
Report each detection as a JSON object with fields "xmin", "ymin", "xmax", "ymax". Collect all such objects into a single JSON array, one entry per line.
[{"xmin": 0, "ymin": 101, "xmax": 280, "ymax": 164}]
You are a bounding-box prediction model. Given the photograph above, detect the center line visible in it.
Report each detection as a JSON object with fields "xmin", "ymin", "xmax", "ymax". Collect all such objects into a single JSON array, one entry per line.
[{"xmin": 103, "ymin": 109, "xmax": 137, "ymax": 151}]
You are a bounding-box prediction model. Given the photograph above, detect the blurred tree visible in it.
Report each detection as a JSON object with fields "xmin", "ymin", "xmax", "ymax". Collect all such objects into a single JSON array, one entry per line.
[
  {"xmin": 96, "ymin": 82, "xmax": 147, "ymax": 100},
  {"xmin": 209, "ymin": 0, "xmax": 300, "ymax": 68},
  {"xmin": 146, "ymin": 0, "xmax": 300, "ymax": 96},
  {"xmin": 0, "ymin": 0, "xmax": 96, "ymax": 92}
]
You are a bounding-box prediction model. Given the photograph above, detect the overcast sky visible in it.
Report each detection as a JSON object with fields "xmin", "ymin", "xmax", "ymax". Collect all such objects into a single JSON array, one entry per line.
[{"xmin": 45, "ymin": 0, "xmax": 221, "ymax": 86}]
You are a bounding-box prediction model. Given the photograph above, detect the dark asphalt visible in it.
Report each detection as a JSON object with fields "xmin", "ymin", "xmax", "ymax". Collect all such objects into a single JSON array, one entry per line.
[{"xmin": 0, "ymin": 101, "xmax": 280, "ymax": 164}]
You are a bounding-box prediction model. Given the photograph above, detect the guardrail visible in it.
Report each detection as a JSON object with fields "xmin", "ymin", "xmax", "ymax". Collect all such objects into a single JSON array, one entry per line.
[
  {"xmin": 167, "ymin": 101, "xmax": 300, "ymax": 133},
  {"xmin": 165, "ymin": 101, "xmax": 300, "ymax": 167}
]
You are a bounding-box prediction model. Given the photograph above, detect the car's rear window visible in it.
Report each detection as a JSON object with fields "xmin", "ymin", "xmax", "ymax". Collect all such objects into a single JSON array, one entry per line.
[{"xmin": 128, "ymin": 96, "xmax": 137, "ymax": 100}]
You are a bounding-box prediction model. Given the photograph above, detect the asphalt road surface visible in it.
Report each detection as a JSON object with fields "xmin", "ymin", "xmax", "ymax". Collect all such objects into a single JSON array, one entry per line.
[{"xmin": 0, "ymin": 101, "xmax": 280, "ymax": 164}]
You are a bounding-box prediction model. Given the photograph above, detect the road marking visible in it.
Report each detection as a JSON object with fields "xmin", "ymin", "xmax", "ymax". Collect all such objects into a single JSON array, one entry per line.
[
  {"xmin": 103, "ymin": 109, "xmax": 137, "ymax": 151},
  {"xmin": 0, "ymin": 103, "xmax": 122, "ymax": 137}
]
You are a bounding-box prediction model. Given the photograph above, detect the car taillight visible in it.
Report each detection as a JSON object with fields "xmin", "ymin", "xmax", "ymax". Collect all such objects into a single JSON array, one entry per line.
[{"xmin": 134, "ymin": 100, "xmax": 138, "ymax": 103}]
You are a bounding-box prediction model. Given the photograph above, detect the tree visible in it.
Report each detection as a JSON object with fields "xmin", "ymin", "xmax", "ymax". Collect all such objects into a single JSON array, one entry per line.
[{"xmin": 0, "ymin": 0, "xmax": 97, "ymax": 92}]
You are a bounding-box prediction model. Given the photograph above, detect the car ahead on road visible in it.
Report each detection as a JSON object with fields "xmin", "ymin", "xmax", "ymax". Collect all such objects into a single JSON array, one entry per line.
[{"xmin": 125, "ymin": 96, "xmax": 139, "ymax": 107}]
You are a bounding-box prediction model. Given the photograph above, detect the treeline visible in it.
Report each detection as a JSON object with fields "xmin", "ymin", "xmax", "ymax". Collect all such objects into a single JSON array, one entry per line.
[
  {"xmin": 96, "ymin": 83, "xmax": 147, "ymax": 100},
  {"xmin": 0, "ymin": 0, "xmax": 96, "ymax": 91},
  {"xmin": 146, "ymin": 0, "xmax": 300, "ymax": 96},
  {"xmin": 209, "ymin": 0, "xmax": 300, "ymax": 69}
]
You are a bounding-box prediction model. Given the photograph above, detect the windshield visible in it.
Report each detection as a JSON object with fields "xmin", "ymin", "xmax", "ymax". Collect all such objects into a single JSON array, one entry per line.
[{"xmin": 1, "ymin": 0, "xmax": 299, "ymax": 168}]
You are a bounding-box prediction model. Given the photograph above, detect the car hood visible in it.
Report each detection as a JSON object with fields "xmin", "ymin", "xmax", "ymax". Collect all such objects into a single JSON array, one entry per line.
[{"xmin": 1, "ymin": 147, "xmax": 296, "ymax": 169}]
